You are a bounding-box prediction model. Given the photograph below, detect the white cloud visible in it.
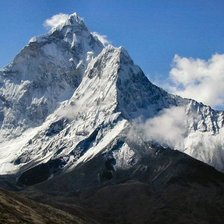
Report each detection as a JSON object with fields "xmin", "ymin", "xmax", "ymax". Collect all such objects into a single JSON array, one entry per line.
[
  {"xmin": 91, "ymin": 32, "xmax": 111, "ymax": 47},
  {"xmin": 131, "ymin": 106, "xmax": 224, "ymax": 171},
  {"xmin": 44, "ymin": 13, "xmax": 69, "ymax": 29},
  {"xmin": 133, "ymin": 106, "xmax": 187, "ymax": 150},
  {"xmin": 168, "ymin": 54, "xmax": 224, "ymax": 108}
]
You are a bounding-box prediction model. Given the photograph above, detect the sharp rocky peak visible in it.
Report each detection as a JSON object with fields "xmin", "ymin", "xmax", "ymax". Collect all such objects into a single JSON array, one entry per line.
[
  {"xmin": 0, "ymin": 12, "xmax": 104, "ymax": 139},
  {"xmin": 85, "ymin": 45, "xmax": 175, "ymax": 119},
  {"xmin": 28, "ymin": 12, "xmax": 103, "ymax": 54},
  {"xmin": 53, "ymin": 12, "xmax": 87, "ymax": 32},
  {"xmin": 83, "ymin": 45, "xmax": 224, "ymax": 137}
]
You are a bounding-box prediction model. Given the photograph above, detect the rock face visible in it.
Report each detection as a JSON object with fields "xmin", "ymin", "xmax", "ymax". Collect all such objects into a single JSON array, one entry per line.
[{"xmin": 0, "ymin": 12, "xmax": 224, "ymax": 180}]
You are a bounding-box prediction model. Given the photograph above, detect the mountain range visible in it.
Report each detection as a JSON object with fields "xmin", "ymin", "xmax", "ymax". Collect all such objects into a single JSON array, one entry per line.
[{"xmin": 0, "ymin": 13, "xmax": 224, "ymax": 224}]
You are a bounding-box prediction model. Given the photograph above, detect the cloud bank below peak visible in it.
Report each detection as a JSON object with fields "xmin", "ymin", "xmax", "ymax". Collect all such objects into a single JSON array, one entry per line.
[{"xmin": 168, "ymin": 54, "xmax": 224, "ymax": 108}]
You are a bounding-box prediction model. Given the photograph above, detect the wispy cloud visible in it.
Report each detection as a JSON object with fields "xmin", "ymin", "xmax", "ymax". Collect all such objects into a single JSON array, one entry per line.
[
  {"xmin": 168, "ymin": 54, "xmax": 224, "ymax": 108},
  {"xmin": 44, "ymin": 13, "xmax": 69, "ymax": 29},
  {"xmin": 91, "ymin": 32, "xmax": 111, "ymax": 47},
  {"xmin": 133, "ymin": 106, "xmax": 187, "ymax": 150}
]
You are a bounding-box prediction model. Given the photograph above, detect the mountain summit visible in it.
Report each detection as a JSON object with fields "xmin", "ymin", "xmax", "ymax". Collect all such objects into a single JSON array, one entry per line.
[
  {"xmin": 0, "ymin": 13, "xmax": 103, "ymax": 140},
  {"xmin": 50, "ymin": 12, "xmax": 87, "ymax": 31}
]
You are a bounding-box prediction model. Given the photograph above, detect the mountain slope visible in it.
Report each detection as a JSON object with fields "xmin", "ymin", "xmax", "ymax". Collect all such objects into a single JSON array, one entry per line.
[
  {"xmin": 0, "ymin": 188, "xmax": 99, "ymax": 224},
  {"xmin": 25, "ymin": 143, "xmax": 224, "ymax": 224}
]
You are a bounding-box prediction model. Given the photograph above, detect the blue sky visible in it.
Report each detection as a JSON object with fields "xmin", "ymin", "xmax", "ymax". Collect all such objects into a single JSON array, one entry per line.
[{"xmin": 0, "ymin": 0, "xmax": 224, "ymax": 81}]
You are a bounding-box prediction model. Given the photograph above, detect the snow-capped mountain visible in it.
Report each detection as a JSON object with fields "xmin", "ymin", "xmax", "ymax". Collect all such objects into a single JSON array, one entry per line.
[
  {"xmin": 0, "ymin": 13, "xmax": 103, "ymax": 140},
  {"xmin": 0, "ymin": 12, "xmax": 224, "ymax": 181}
]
